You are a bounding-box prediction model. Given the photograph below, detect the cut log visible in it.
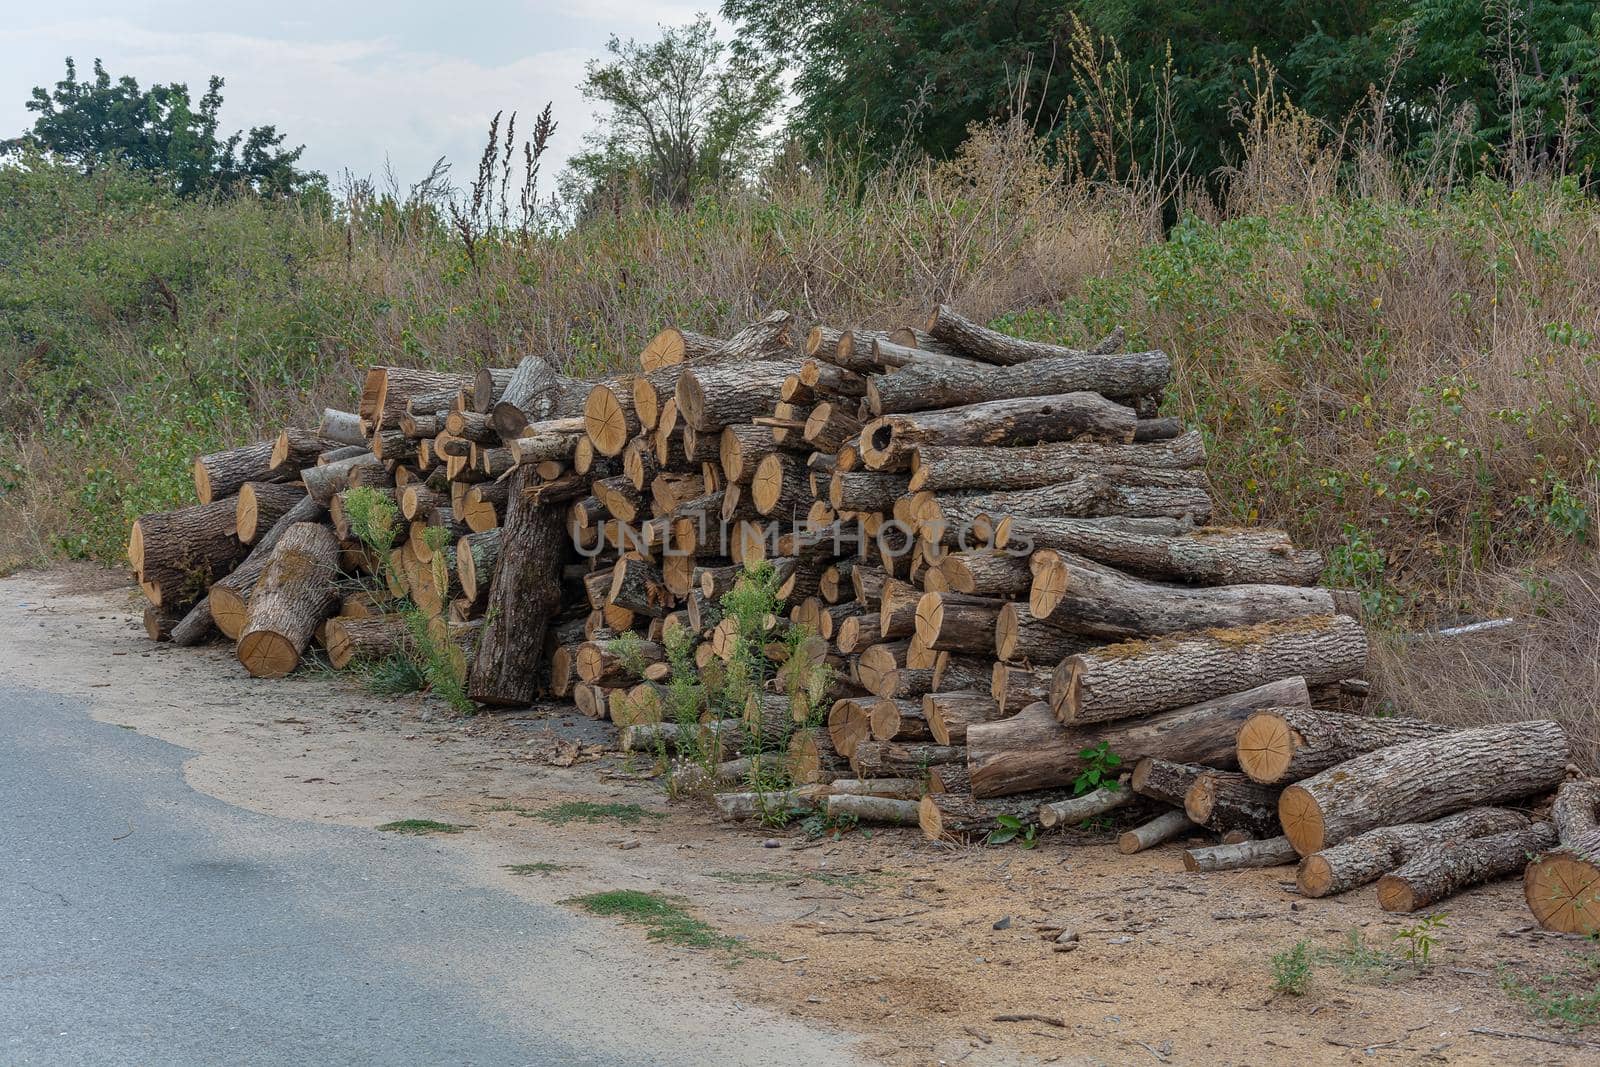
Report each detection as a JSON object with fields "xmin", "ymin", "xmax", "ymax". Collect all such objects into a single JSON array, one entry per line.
[
  {"xmin": 967, "ymin": 678, "xmax": 1311, "ymax": 799},
  {"xmin": 911, "ymin": 431, "xmax": 1205, "ymax": 490},
  {"xmin": 1117, "ymin": 810, "xmax": 1197, "ymax": 854},
  {"xmin": 491, "ymin": 355, "xmax": 582, "ymax": 440},
  {"xmin": 1038, "ymin": 783, "xmax": 1135, "ymax": 828},
  {"xmin": 326, "ymin": 614, "xmax": 410, "ymax": 669},
  {"xmin": 850, "ymin": 740, "xmax": 963, "ymax": 779},
  {"xmin": 370, "ymin": 367, "xmax": 470, "ymax": 433},
  {"xmin": 918, "ymin": 790, "xmax": 1069, "ymax": 841},
  {"xmin": 1053, "ymin": 615, "xmax": 1367, "ymax": 724},
  {"xmin": 868, "ymin": 350, "xmax": 1169, "ymax": 415},
  {"xmin": 992, "ymin": 663, "xmax": 1052, "ymax": 716},
  {"xmin": 236, "ymin": 523, "xmax": 340, "ymax": 678},
  {"xmin": 200, "ymin": 495, "xmax": 326, "ymax": 639},
  {"xmin": 1184, "ymin": 836, "xmax": 1300, "ymax": 873},
  {"xmin": 639, "ymin": 326, "xmax": 721, "ymax": 370},
  {"xmin": 860, "ymin": 393, "xmax": 1137, "ymax": 470},
  {"xmin": 924, "ymin": 690, "xmax": 1003, "ymax": 745},
  {"xmin": 827, "ymin": 794, "xmax": 921, "ymax": 826},
  {"xmin": 1130, "ymin": 759, "xmax": 1208, "ymax": 807},
  {"xmin": 993, "ymin": 602, "xmax": 1097, "ymax": 664},
  {"xmin": 1524, "ymin": 779, "xmax": 1600, "ymax": 935},
  {"xmin": 466, "ymin": 467, "xmax": 567, "ymax": 707},
  {"xmin": 915, "ymin": 591, "xmax": 1005, "ymax": 652},
  {"xmin": 715, "ymin": 791, "xmax": 805, "ymax": 821},
  {"xmin": 751, "ymin": 453, "xmax": 810, "ymax": 516},
  {"xmin": 318, "ymin": 408, "xmax": 366, "ymax": 446},
  {"xmin": 1183, "ymin": 771, "xmax": 1280, "ymax": 836},
  {"xmin": 301, "ymin": 451, "xmax": 379, "ymax": 506},
  {"xmin": 938, "ymin": 552, "xmax": 1032, "ymax": 598},
  {"xmin": 193, "ymin": 439, "xmax": 288, "ymax": 504},
  {"xmin": 584, "ymin": 379, "xmax": 641, "ymax": 457},
  {"xmin": 1378, "ymin": 822, "xmax": 1557, "ymax": 912},
  {"xmin": 1006, "ymin": 518, "xmax": 1323, "ymax": 589},
  {"xmin": 576, "ymin": 638, "xmax": 666, "ymax": 686},
  {"xmin": 787, "ymin": 727, "xmax": 849, "ymax": 784},
  {"xmin": 608, "ymin": 557, "xmax": 671, "ymax": 618},
  {"xmin": 456, "ymin": 528, "xmax": 501, "ymax": 603},
  {"xmin": 268, "ymin": 428, "xmax": 325, "ymax": 477},
  {"xmin": 869, "ymin": 698, "xmax": 932, "ymax": 742},
  {"xmin": 1236, "ymin": 707, "xmax": 1452, "ymax": 785},
  {"xmin": 925, "ymin": 304, "xmax": 1108, "ymax": 366},
  {"xmin": 1027, "ymin": 550, "xmax": 1344, "ymax": 640},
  {"xmin": 923, "ymin": 478, "xmax": 1213, "ymax": 532},
  {"xmin": 128, "ymin": 498, "xmax": 250, "ymax": 608},
  {"xmin": 1298, "ymin": 807, "xmax": 1533, "ymax": 898},
  {"xmin": 236, "ymin": 482, "xmax": 307, "ymax": 545},
  {"xmin": 829, "ymin": 471, "xmax": 909, "ymax": 513},
  {"xmin": 676, "ymin": 359, "xmax": 805, "ymax": 431},
  {"xmin": 1279, "ymin": 720, "xmax": 1570, "ymax": 856}
]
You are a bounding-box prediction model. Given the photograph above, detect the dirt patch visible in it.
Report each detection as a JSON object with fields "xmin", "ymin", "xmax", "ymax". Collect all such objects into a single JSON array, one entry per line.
[{"xmin": 3, "ymin": 566, "xmax": 1596, "ymax": 1066}]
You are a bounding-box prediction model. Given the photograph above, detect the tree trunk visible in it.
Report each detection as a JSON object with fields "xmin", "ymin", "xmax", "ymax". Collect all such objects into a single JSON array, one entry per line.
[
  {"xmin": 1053, "ymin": 615, "xmax": 1367, "ymax": 724},
  {"xmin": 236, "ymin": 523, "xmax": 340, "ymax": 678},
  {"xmin": 1236, "ymin": 706, "xmax": 1452, "ymax": 785},
  {"xmin": 966, "ymin": 677, "xmax": 1311, "ymax": 798},
  {"xmin": 914, "ymin": 591, "xmax": 1005, "ymax": 651},
  {"xmin": 1038, "ymin": 783, "xmax": 1135, "ymax": 828},
  {"xmin": 868, "ymin": 350, "xmax": 1170, "ymax": 415},
  {"xmin": 850, "ymin": 740, "xmax": 963, "ymax": 779},
  {"xmin": 1184, "ymin": 836, "xmax": 1300, "ymax": 873},
  {"xmin": 924, "ymin": 690, "xmax": 1003, "ymax": 745},
  {"xmin": 326, "ymin": 614, "xmax": 410, "ymax": 669},
  {"xmin": 1184, "ymin": 771, "xmax": 1281, "ymax": 836},
  {"xmin": 827, "ymin": 794, "xmax": 921, "ymax": 826},
  {"xmin": 1297, "ymin": 807, "xmax": 1533, "ymax": 898},
  {"xmin": 860, "ymin": 393, "xmax": 1137, "ymax": 469},
  {"xmin": 128, "ymin": 498, "xmax": 250, "ymax": 609},
  {"xmin": 467, "ymin": 467, "xmax": 568, "ymax": 707},
  {"xmin": 1117, "ymin": 810, "xmax": 1196, "ymax": 854},
  {"xmin": 236, "ymin": 482, "xmax": 307, "ymax": 545},
  {"xmin": 1027, "ymin": 549, "xmax": 1345, "ymax": 640},
  {"xmin": 1279, "ymin": 720, "xmax": 1570, "ymax": 856},
  {"xmin": 1130, "ymin": 758, "xmax": 1209, "ymax": 807},
  {"xmin": 1378, "ymin": 822, "xmax": 1557, "ymax": 912},
  {"xmin": 1524, "ymin": 778, "xmax": 1600, "ymax": 935},
  {"xmin": 676, "ymin": 359, "xmax": 806, "ymax": 431}
]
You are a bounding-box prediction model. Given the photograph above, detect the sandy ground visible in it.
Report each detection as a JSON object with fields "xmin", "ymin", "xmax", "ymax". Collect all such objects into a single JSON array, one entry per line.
[{"xmin": 4, "ymin": 564, "xmax": 1599, "ymax": 1066}]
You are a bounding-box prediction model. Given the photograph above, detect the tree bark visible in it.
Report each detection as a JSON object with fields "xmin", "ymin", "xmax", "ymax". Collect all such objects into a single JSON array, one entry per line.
[
  {"xmin": 1236, "ymin": 706, "xmax": 1452, "ymax": 785},
  {"xmin": 1378, "ymin": 822, "xmax": 1557, "ymax": 912},
  {"xmin": 829, "ymin": 471, "xmax": 910, "ymax": 513},
  {"xmin": 1184, "ymin": 836, "xmax": 1300, "ymax": 872},
  {"xmin": 1027, "ymin": 549, "xmax": 1345, "ymax": 640},
  {"xmin": 1130, "ymin": 758, "xmax": 1209, "ymax": 807},
  {"xmin": 1053, "ymin": 615, "xmax": 1367, "ymax": 724},
  {"xmin": 467, "ymin": 467, "xmax": 567, "ymax": 706},
  {"xmin": 850, "ymin": 740, "xmax": 963, "ymax": 779},
  {"xmin": 868, "ymin": 350, "xmax": 1169, "ymax": 416},
  {"xmin": 924, "ymin": 304, "xmax": 1120, "ymax": 366},
  {"xmin": 268, "ymin": 428, "xmax": 326, "ymax": 477},
  {"xmin": 1038, "ymin": 783, "xmax": 1136, "ymax": 827},
  {"xmin": 1184, "ymin": 771, "xmax": 1281, "ymax": 836},
  {"xmin": 999, "ymin": 518, "xmax": 1323, "ymax": 587},
  {"xmin": 319, "ymin": 408, "xmax": 366, "ymax": 446},
  {"xmin": 236, "ymin": 523, "xmax": 340, "ymax": 678},
  {"xmin": 860, "ymin": 393, "xmax": 1137, "ymax": 470},
  {"xmin": 1297, "ymin": 807, "xmax": 1533, "ymax": 898},
  {"xmin": 200, "ymin": 496, "xmax": 327, "ymax": 639},
  {"xmin": 370, "ymin": 367, "xmax": 470, "ymax": 433},
  {"xmin": 967, "ymin": 678, "xmax": 1311, "ymax": 798},
  {"xmin": 1117, "ymin": 810, "xmax": 1197, "ymax": 854},
  {"xmin": 676, "ymin": 359, "xmax": 806, "ymax": 431},
  {"xmin": 1524, "ymin": 778, "xmax": 1600, "ymax": 935},
  {"xmin": 937, "ymin": 551, "xmax": 1032, "ymax": 598},
  {"xmin": 301, "ymin": 451, "xmax": 379, "ymax": 506},
  {"xmin": 1279, "ymin": 720, "xmax": 1570, "ymax": 856},
  {"xmin": 491, "ymin": 355, "xmax": 585, "ymax": 439},
  {"xmin": 128, "ymin": 498, "xmax": 250, "ymax": 609}
]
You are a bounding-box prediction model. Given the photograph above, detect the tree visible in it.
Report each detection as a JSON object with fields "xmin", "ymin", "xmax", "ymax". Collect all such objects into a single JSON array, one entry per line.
[
  {"xmin": 564, "ymin": 17, "xmax": 781, "ymax": 210},
  {"xmin": 6, "ymin": 58, "xmax": 321, "ymax": 197}
]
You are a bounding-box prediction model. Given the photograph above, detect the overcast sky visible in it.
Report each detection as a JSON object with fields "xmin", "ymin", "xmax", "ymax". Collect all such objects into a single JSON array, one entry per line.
[{"xmin": 1, "ymin": 1, "xmax": 722, "ymax": 195}]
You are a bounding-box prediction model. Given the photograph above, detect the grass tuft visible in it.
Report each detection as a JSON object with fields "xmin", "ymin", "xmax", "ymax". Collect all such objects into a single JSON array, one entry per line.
[
  {"xmin": 564, "ymin": 889, "xmax": 745, "ymax": 952},
  {"xmin": 504, "ymin": 861, "xmax": 573, "ymax": 876},
  {"xmin": 376, "ymin": 819, "xmax": 473, "ymax": 835},
  {"xmin": 499, "ymin": 801, "xmax": 667, "ymax": 826}
]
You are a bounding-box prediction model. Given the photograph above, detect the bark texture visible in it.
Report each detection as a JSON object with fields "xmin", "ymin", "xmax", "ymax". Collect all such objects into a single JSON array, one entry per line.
[
  {"xmin": 1378, "ymin": 822, "xmax": 1557, "ymax": 912},
  {"xmin": 1236, "ymin": 706, "xmax": 1452, "ymax": 785},
  {"xmin": 236, "ymin": 523, "xmax": 340, "ymax": 678}
]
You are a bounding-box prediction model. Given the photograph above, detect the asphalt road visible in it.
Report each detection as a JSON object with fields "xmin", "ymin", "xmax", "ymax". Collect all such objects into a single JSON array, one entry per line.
[{"xmin": 0, "ymin": 684, "xmax": 857, "ymax": 1066}]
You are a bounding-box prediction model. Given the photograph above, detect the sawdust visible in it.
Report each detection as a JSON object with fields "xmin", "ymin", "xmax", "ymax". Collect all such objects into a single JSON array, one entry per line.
[{"xmin": 3, "ymin": 564, "xmax": 1595, "ymax": 1066}]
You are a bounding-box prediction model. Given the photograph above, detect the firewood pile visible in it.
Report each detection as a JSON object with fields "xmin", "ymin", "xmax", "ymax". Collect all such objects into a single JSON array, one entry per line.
[{"xmin": 126, "ymin": 305, "xmax": 1594, "ymax": 933}]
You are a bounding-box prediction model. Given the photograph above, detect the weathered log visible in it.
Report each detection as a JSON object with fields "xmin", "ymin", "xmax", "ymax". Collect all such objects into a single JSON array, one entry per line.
[
  {"xmin": 918, "ymin": 790, "xmax": 1067, "ymax": 841},
  {"xmin": 1053, "ymin": 615, "xmax": 1367, "ymax": 724},
  {"xmin": 608, "ymin": 557, "xmax": 671, "ymax": 618},
  {"xmin": 924, "ymin": 304, "xmax": 1112, "ymax": 366},
  {"xmin": 1524, "ymin": 778, "xmax": 1600, "ymax": 935},
  {"xmin": 966, "ymin": 678, "xmax": 1312, "ymax": 799},
  {"xmin": 1298, "ymin": 807, "xmax": 1532, "ymax": 898},
  {"xmin": 860, "ymin": 393, "xmax": 1137, "ymax": 470},
  {"xmin": 1117, "ymin": 810, "xmax": 1197, "ymax": 854},
  {"xmin": 828, "ymin": 794, "xmax": 921, "ymax": 826},
  {"xmin": 490, "ymin": 355, "xmax": 565, "ymax": 440},
  {"xmin": 1130, "ymin": 759, "xmax": 1208, "ymax": 807},
  {"xmin": 1236, "ymin": 706, "xmax": 1452, "ymax": 785},
  {"xmin": 198, "ymin": 495, "xmax": 327, "ymax": 640},
  {"xmin": 1184, "ymin": 771, "xmax": 1281, "ymax": 836},
  {"xmin": 910, "ymin": 432, "xmax": 1206, "ymax": 493},
  {"xmin": 850, "ymin": 740, "xmax": 963, "ymax": 779},
  {"xmin": 1279, "ymin": 720, "xmax": 1570, "ymax": 856},
  {"xmin": 809, "ymin": 777, "xmax": 923, "ymax": 800},
  {"xmin": 1038, "ymin": 783, "xmax": 1136, "ymax": 828},
  {"xmin": 318, "ymin": 408, "xmax": 367, "ymax": 446},
  {"xmin": 868, "ymin": 350, "xmax": 1170, "ymax": 415},
  {"xmin": 128, "ymin": 498, "xmax": 250, "ymax": 609},
  {"xmin": 715, "ymin": 790, "xmax": 805, "ymax": 821},
  {"xmin": 922, "ymin": 478, "xmax": 1214, "ymax": 535},
  {"xmin": 301, "ymin": 451, "xmax": 379, "ymax": 507},
  {"xmin": 236, "ymin": 523, "xmax": 340, "ymax": 678},
  {"xmin": 1183, "ymin": 836, "xmax": 1300, "ymax": 873},
  {"xmin": 676, "ymin": 359, "xmax": 805, "ymax": 431},
  {"xmin": 268, "ymin": 428, "xmax": 326, "ymax": 477},
  {"xmin": 1379, "ymin": 822, "xmax": 1557, "ymax": 912},
  {"xmin": 466, "ymin": 467, "xmax": 567, "ymax": 707}
]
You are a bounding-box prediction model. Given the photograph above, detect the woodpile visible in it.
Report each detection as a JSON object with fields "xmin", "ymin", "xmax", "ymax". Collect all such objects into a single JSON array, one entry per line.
[{"xmin": 125, "ymin": 306, "xmax": 1581, "ymax": 925}]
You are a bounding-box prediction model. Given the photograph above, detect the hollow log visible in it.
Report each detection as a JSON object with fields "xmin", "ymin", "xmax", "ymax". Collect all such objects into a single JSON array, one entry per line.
[
  {"xmin": 1278, "ymin": 720, "xmax": 1570, "ymax": 856},
  {"xmin": 1184, "ymin": 771, "xmax": 1281, "ymax": 836},
  {"xmin": 860, "ymin": 393, "xmax": 1137, "ymax": 470},
  {"xmin": 966, "ymin": 678, "xmax": 1311, "ymax": 799},
  {"xmin": 868, "ymin": 350, "xmax": 1170, "ymax": 415},
  {"xmin": 1117, "ymin": 810, "xmax": 1197, "ymax": 854},
  {"xmin": 1236, "ymin": 707, "xmax": 1452, "ymax": 785},
  {"xmin": 1378, "ymin": 822, "xmax": 1557, "ymax": 913},
  {"xmin": 1038, "ymin": 783, "xmax": 1135, "ymax": 828},
  {"xmin": 236, "ymin": 523, "xmax": 340, "ymax": 678},
  {"xmin": 1184, "ymin": 836, "xmax": 1300, "ymax": 873},
  {"xmin": 466, "ymin": 467, "xmax": 567, "ymax": 707},
  {"xmin": 1298, "ymin": 807, "xmax": 1532, "ymax": 898},
  {"xmin": 1524, "ymin": 778, "xmax": 1600, "ymax": 935},
  {"xmin": 676, "ymin": 359, "xmax": 805, "ymax": 431},
  {"xmin": 1052, "ymin": 615, "xmax": 1367, "ymax": 724}
]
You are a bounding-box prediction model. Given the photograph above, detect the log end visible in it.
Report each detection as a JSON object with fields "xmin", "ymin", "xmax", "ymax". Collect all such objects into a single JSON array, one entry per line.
[
  {"xmin": 917, "ymin": 793, "xmax": 946, "ymax": 842},
  {"xmin": 1028, "ymin": 554, "xmax": 1067, "ymax": 619},
  {"xmin": 1115, "ymin": 829, "xmax": 1143, "ymax": 855},
  {"xmin": 1236, "ymin": 711, "xmax": 1295, "ymax": 785},
  {"xmin": 127, "ymin": 519, "xmax": 146, "ymax": 573},
  {"xmin": 209, "ymin": 586, "xmax": 250, "ymax": 640},
  {"xmin": 994, "ymin": 602, "xmax": 1020, "ymax": 662},
  {"xmin": 1278, "ymin": 784, "xmax": 1325, "ymax": 856},
  {"xmin": 1374, "ymin": 874, "xmax": 1419, "ymax": 913},
  {"xmin": 674, "ymin": 370, "xmax": 707, "ymax": 431},
  {"xmin": 1297, "ymin": 854, "xmax": 1334, "ymax": 898},
  {"xmin": 640, "ymin": 327, "xmax": 686, "ymax": 370},
  {"xmin": 584, "ymin": 385, "xmax": 633, "ymax": 458},
  {"xmin": 751, "ymin": 453, "xmax": 787, "ymax": 515},
  {"xmin": 237, "ymin": 629, "xmax": 301, "ymax": 679},
  {"xmin": 1524, "ymin": 851, "xmax": 1600, "ymax": 936},
  {"xmin": 192, "ymin": 459, "xmax": 215, "ymax": 505}
]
